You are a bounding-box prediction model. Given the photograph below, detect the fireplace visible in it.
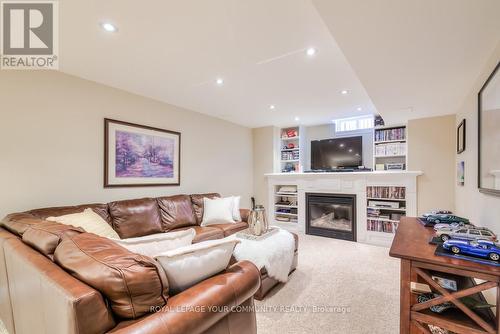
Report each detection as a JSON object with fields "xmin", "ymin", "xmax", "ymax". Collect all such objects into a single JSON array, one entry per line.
[{"xmin": 305, "ymin": 193, "xmax": 356, "ymax": 241}]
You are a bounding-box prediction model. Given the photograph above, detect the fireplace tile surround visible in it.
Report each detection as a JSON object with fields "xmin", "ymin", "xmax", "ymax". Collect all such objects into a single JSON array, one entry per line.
[{"xmin": 266, "ymin": 171, "xmax": 422, "ymax": 247}]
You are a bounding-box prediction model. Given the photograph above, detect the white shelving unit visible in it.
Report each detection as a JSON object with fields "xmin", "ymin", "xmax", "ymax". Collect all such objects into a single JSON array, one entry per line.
[
  {"xmin": 278, "ymin": 126, "xmax": 305, "ymax": 173},
  {"xmin": 273, "ymin": 185, "xmax": 298, "ymax": 224},
  {"xmin": 373, "ymin": 125, "xmax": 407, "ymax": 171},
  {"xmin": 366, "ymin": 185, "xmax": 407, "ymax": 246}
]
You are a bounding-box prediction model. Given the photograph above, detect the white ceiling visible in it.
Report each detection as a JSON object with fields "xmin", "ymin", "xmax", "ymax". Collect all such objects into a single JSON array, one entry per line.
[
  {"xmin": 59, "ymin": 0, "xmax": 375, "ymax": 128},
  {"xmin": 312, "ymin": 0, "xmax": 500, "ymax": 124},
  {"xmin": 59, "ymin": 0, "xmax": 500, "ymax": 128}
]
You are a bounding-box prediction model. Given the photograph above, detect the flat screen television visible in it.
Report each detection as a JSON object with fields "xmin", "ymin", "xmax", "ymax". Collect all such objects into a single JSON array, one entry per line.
[{"xmin": 311, "ymin": 136, "xmax": 363, "ymax": 170}]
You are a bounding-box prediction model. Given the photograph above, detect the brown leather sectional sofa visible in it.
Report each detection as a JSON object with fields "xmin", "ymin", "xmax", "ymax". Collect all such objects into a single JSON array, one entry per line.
[{"xmin": 0, "ymin": 193, "xmax": 298, "ymax": 334}]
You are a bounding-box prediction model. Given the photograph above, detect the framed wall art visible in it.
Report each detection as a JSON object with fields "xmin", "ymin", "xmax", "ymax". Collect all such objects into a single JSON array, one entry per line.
[
  {"xmin": 104, "ymin": 119, "xmax": 180, "ymax": 187},
  {"xmin": 457, "ymin": 119, "xmax": 466, "ymax": 154}
]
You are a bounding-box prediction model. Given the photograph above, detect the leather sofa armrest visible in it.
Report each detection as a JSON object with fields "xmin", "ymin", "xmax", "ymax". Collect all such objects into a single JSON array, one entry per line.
[
  {"xmin": 239, "ymin": 209, "xmax": 251, "ymax": 223},
  {"xmin": 109, "ymin": 261, "xmax": 260, "ymax": 334}
]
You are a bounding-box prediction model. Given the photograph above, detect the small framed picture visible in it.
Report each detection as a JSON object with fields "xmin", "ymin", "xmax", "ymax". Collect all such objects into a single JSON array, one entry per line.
[
  {"xmin": 457, "ymin": 161, "xmax": 465, "ymax": 186},
  {"xmin": 104, "ymin": 119, "xmax": 181, "ymax": 187},
  {"xmin": 457, "ymin": 119, "xmax": 466, "ymax": 154}
]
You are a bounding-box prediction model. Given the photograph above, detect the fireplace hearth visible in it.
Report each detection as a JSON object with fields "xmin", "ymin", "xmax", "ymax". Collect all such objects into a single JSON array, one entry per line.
[{"xmin": 305, "ymin": 193, "xmax": 356, "ymax": 241}]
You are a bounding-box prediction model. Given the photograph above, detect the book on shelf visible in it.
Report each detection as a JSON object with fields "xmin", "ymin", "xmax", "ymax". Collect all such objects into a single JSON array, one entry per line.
[{"xmin": 375, "ymin": 127, "xmax": 405, "ymax": 141}]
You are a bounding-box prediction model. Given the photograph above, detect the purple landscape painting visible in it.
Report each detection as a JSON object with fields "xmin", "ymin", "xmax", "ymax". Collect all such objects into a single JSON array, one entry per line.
[{"xmin": 115, "ymin": 130, "xmax": 175, "ymax": 178}]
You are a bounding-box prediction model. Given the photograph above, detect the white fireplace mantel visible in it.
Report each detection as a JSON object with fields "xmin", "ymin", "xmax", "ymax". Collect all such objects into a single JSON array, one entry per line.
[{"xmin": 265, "ymin": 171, "xmax": 423, "ymax": 247}]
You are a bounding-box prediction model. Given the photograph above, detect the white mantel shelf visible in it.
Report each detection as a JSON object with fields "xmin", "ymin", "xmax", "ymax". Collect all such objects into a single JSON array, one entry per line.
[
  {"xmin": 266, "ymin": 170, "xmax": 423, "ymax": 247},
  {"xmin": 265, "ymin": 171, "xmax": 423, "ymax": 177}
]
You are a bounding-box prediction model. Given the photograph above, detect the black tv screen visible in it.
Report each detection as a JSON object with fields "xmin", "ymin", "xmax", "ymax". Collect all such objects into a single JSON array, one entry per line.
[{"xmin": 311, "ymin": 136, "xmax": 363, "ymax": 169}]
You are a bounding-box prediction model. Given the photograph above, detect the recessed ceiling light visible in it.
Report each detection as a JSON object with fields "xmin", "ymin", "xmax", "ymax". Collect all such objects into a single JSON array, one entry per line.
[
  {"xmin": 101, "ymin": 22, "xmax": 117, "ymax": 32},
  {"xmin": 357, "ymin": 107, "xmax": 362, "ymax": 111},
  {"xmin": 348, "ymin": 149, "xmax": 353, "ymax": 153},
  {"xmin": 216, "ymin": 78, "xmax": 224, "ymax": 86},
  {"xmin": 339, "ymin": 143, "xmax": 345, "ymax": 148},
  {"xmin": 294, "ymin": 116, "xmax": 300, "ymax": 121},
  {"xmin": 269, "ymin": 105, "xmax": 276, "ymax": 110},
  {"xmin": 306, "ymin": 47, "xmax": 317, "ymax": 56},
  {"xmin": 341, "ymin": 90, "xmax": 348, "ymax": 95}
]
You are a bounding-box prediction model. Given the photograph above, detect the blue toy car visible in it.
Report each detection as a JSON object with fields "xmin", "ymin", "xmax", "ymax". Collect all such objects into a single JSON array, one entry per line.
[
  {"xmin": 424, "ymin": 214, "xmax": 469, "ymax": 225},
  {"xmin": 443, "ymin": 239, "xmax": 500, "ymax": 261}
]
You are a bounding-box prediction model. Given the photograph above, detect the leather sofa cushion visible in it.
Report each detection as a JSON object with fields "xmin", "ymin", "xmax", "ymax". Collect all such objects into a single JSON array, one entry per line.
[
  {"xmin": 108, "ymin": 198, "xmax": 163, "ymax": 238},
  {"xmin": 28, "ymin": 203, "xmax": 111, "ymax": 224},
  {"xmin": 22, "ymin": 221, "xmax": 84, "ymax": 256},
  {"xmin": 157, "ymin": 195, "xmax": 197, "ymax": 231},
  {"xmin": 209, "ymin": 222, "xmax": 249, "ymax": 237},
  {"xmin": 1, "ymin": 217, "xmax": 44, "ymax": 237},
  {"xmin": 190, "ymin": 193, "xmax": 221, "ymax": 224},
  {"xmin": 54, "ymin": 233, "xmax": 169, "ymax": 319},
  {"xmin": 175, "ymin": 226, "xmax": 224, "ymax": 243}
]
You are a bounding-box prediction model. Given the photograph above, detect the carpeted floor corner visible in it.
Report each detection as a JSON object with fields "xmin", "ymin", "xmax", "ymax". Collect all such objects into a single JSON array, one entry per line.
[{"xmin": 255, "ymin": 232, "xmax": 400, "ymax": 334}]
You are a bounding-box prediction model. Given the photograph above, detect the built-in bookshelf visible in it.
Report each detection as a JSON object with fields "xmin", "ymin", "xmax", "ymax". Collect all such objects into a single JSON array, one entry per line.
[
  {"xmin": 273, "ymin": 185, "xmax": 298, "ymax": 223},
  {"xmin": 373, "ymin": 125, "xmax": 407, "ymax": 171},
  {"xmin": 366, "ymin": 186, "xmax": 406, "ymax": 242},
  {"xmin": 279, "ymin": 127, "xmax": 304, "ymax": 173}
]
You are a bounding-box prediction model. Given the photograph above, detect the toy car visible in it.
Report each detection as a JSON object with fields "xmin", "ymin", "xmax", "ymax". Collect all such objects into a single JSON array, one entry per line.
[
  {"xmin": 443, "ymin": 239, "xmax": 500, "ymax": 261},
  {"xmin": 436, "ymin": 227, "xmax": 497, "ymax": 242},
  {"xmin": 424, "ymin": 214, "xmax": 469, "ymax": 225},
  {"xmin": 434, "ymin": 221, "xmax": 474, "ymax": 231},
  {"xmin": 422, "ymin": 210, "xmax": 453, "ymax": 218}
]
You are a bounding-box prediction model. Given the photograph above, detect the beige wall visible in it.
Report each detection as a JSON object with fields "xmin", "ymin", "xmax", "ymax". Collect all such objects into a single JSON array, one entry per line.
[
  {"xmin": 455, "ymin": 42, "xmax": 500, "ymax": 230},
  {"xmin": 252, "ymin": 126, "xmax": 279, "ymax": 208},
  {"xmin": 0, "ymin": 71, "xmax": 253, "ymax": 217},
  {"xmin": 407, "ymin": 115, "xmax": 456, "ymax": 215}
]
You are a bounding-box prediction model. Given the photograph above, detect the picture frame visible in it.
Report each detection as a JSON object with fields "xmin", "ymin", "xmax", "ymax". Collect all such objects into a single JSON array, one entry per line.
[
  {"xmin": 104, "ymin": 118, "xmax": 181, "ymax": 187},
  {"xmin": 457, "ymin": 119, "xmax": 466, "ymax": 154}
]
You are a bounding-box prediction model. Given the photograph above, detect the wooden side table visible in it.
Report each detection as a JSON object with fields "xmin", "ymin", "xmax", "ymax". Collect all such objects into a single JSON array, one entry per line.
[{"xmin": 390, "ymin": 217, "xmax": 500, "ymax": 334}]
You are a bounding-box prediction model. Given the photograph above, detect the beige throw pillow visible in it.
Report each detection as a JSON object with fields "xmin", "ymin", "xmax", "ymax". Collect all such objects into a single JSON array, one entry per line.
[
  {"xmin": 155, "ymin": 238, "xmax": 239, "ymax": 294},
  {"xmin": 112, "ymin": 229, "xmax": 195, "ymax": 257},
  {"xmin": 47, "ymin": 208, "xmax": 120, "ymax": 239}
]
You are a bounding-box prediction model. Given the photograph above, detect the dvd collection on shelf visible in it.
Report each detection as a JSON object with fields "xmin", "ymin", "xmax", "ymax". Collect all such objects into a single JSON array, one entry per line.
[
  {"xmin": 374, "ymin": 127, "xmax": 406, "ymax": 142},
  {"xmin": 366, "ymin": 186, "xmax": 406, "ymax": 234},
  {"xmin": 367, "ymin": 186, "xmax": 406, "ymax": 199},
  {"xmin": 367, "ymin": 219, "xmax": 398, "ymax": 233},
  {"xmin": 374, "ymin": 142, "xmax": 406, "ymax": 156}
]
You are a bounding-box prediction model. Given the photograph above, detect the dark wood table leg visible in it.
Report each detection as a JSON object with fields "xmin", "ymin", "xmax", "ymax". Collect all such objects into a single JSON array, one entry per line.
[{"xmin": 401, "ymin": 259, "xmax": 412, "ymax": 334}]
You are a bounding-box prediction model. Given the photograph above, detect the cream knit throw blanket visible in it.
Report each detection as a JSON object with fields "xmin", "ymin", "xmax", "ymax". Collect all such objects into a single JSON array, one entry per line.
[{"xmin": 230, "ymin": 228, "xmax": 295, "ymax": 283}]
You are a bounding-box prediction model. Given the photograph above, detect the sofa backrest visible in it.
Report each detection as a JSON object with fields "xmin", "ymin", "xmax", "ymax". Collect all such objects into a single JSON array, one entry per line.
[
  {"xmin": 27, "ymin": 203, "xmax": 111, "ymax": 224},
  {"xmin": 108, "ymin": 197, "xmax": 163, "ymax": 238},
  {"xmin": 2, "ymin": 192, "xmax": 224, "ymax": 240},
  {"xmin": 2, "ymin": 234, "xmax": 115, "ymax": 334},
  {"xmin": 157, "ymin": 194, "xmax": 197, "ymax": 231}
]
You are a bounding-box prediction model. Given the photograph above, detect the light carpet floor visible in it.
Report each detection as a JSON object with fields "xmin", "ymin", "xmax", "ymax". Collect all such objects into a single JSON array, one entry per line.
[{"xmin": 255, "ymin": 232, "xmax": 400, "ymax": 334}]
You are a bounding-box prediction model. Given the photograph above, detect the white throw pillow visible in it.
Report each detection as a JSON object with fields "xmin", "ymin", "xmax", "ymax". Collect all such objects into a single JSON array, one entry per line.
[
  {"xmin": 111, "ymin": 229, "xmax": 195, "ymax": 258},
  {"xmin": 231, "ymin": 196, "xmax": 242, "ymax": 221},
  {"xmin": 47, "ymin": 208, "xmax": 120, "ymax": 239},
  {"xmin": 155, "ymin": 238, "xmax": 239, "ymax": 294},
  {"xmin": 201, "ymin": 197, "xmax": 235, "ymax": 226}
]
